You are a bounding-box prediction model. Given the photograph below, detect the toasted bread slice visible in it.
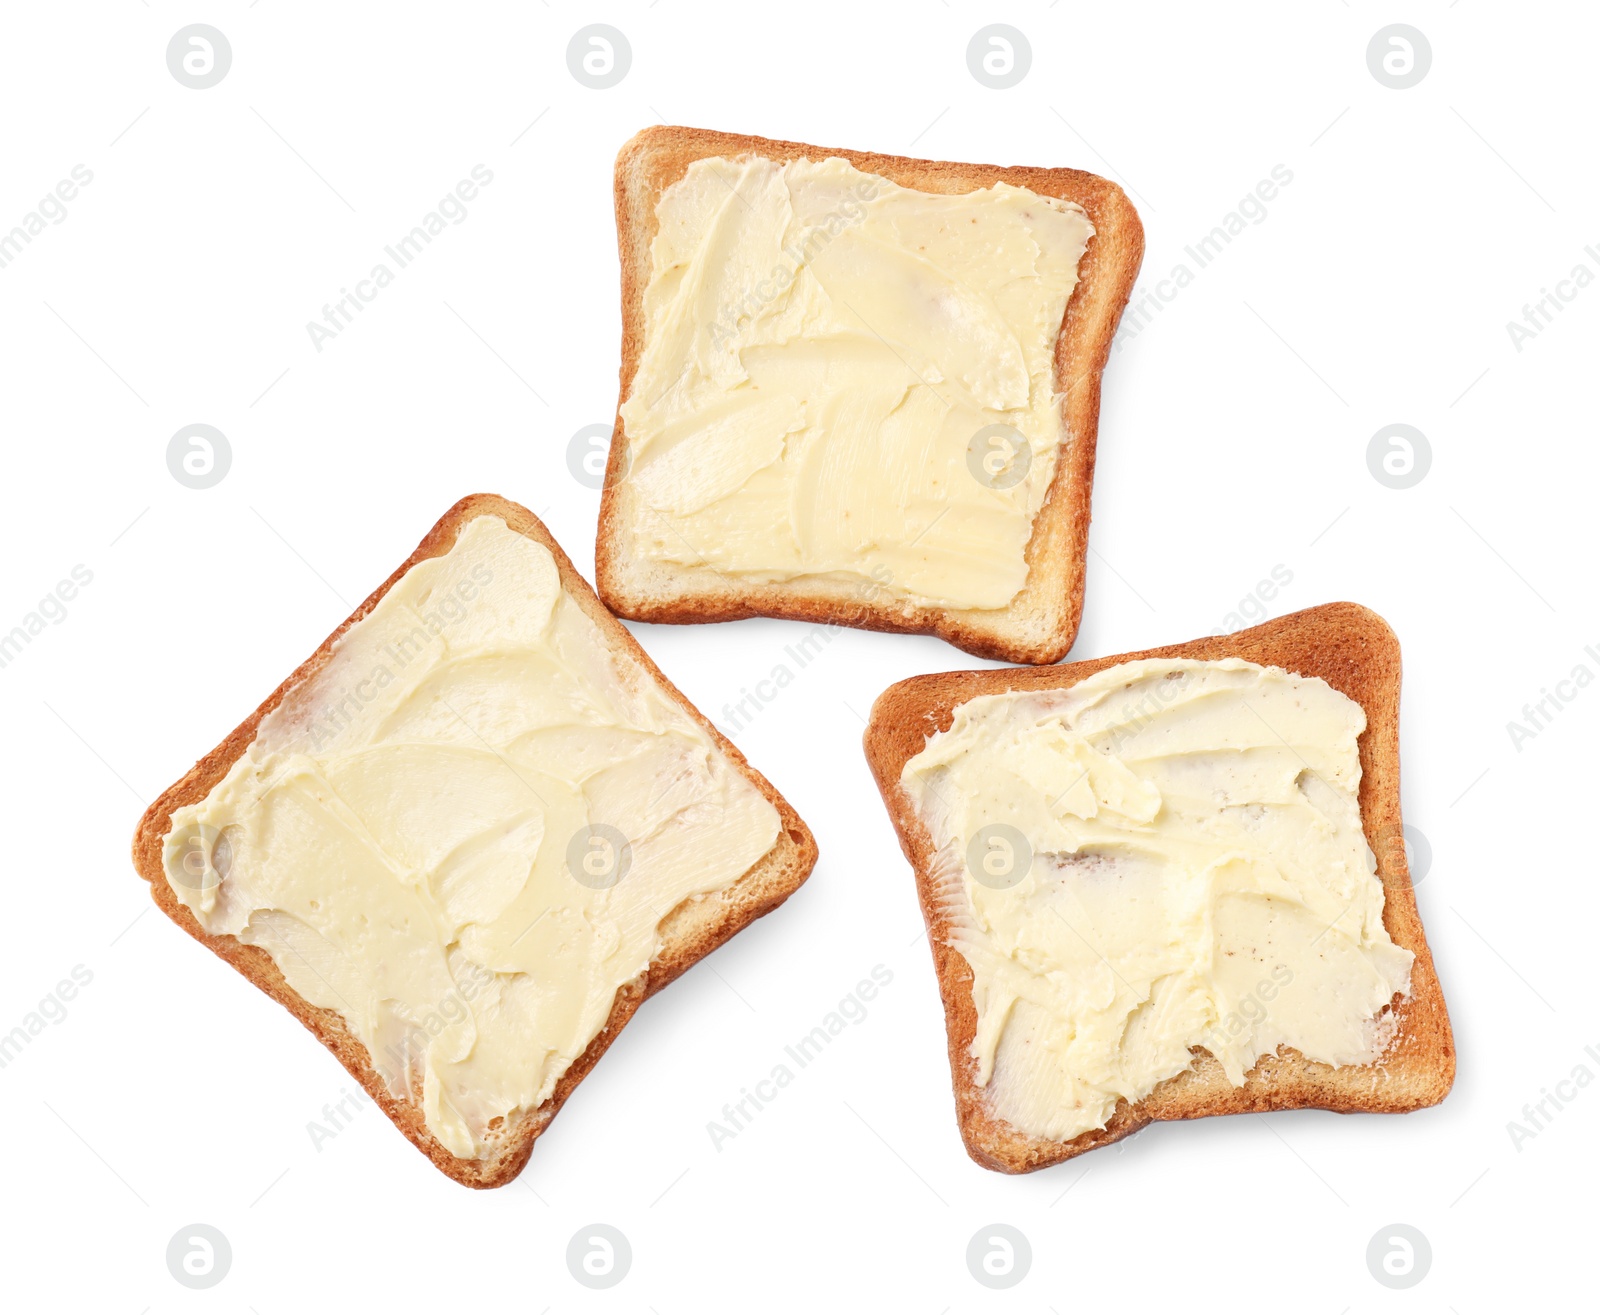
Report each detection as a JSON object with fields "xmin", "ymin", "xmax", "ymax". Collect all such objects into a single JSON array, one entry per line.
[
  {"xmin": 131, "ymin": 493, "xmax": 818, "ymax": 1188},
  {"xmin": 863, "ymin": 602, "xmax": 1454, "ymax": 1172},
  {"xmin": 596, "ymin": 125, "xmax": 1144, "ymax": 665}
]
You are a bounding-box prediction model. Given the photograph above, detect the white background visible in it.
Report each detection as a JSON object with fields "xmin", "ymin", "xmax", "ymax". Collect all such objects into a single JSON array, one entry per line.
[{"xmin": 0, "ymin": 2, "xmax": 1592, "ymax": 1309}]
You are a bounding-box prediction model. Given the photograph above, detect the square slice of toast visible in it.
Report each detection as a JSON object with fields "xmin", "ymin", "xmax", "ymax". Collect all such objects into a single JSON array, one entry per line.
[
  {"xmin": 596, "ymin": 125, "xmax": 1144, "ymax": 665},
  {"xmin": 130, "ymin": 493, "xmax": 818, "ymax": 1188},
  {"xmin": 863, "ymin": 602, "xmax": 1454, "ymax": 1172}
]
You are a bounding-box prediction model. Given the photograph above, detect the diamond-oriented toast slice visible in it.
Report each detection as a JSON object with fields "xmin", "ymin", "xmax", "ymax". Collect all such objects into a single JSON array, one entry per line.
[{"xmin": 131, "ymin": 493, "xmax": 818, "ymax": 1187}]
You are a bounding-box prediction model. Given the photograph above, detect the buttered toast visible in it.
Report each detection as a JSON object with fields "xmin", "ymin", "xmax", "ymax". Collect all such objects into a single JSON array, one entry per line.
[
  {"xmin": 863, "ymin": 603, "xmax": 1453, "ymax": 1172},
  {"xmin": 597, "ymin": 125, "xmax": 1143, "ymax": 665},
  {"xmin": 131, "ymin": 494, "xmax": 817, "ymax": 1188}
]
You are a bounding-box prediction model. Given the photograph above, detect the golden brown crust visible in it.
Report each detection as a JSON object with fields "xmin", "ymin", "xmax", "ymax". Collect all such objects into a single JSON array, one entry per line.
[
  {"xmin": 595, "ymin": 124, "xmax": 1145, "ymax": 665},
  {"xmin": 862, "ymin": 602, "xmax": 1455, "ymax": 1172},
  {"xmin": 129, "ymin": 493, "xmax": 818, "ymax": 1188}
]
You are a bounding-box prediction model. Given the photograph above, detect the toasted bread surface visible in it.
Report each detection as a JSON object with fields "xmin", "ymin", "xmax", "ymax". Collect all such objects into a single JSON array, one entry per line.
[
  {"xmin": 596, "ymin": 124, "xmax": 1144, "ymax": 665},
  {"xmin": 862, "ymin": 602, "xmax": 1454, "ymax": 1172},
  {"xmin": 130, "ymin": 493, "xmax": 818, "ymax": 1188}
]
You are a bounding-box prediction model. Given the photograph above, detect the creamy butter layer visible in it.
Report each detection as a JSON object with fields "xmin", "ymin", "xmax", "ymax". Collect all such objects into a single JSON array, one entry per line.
[
  {"xmin": 162, "ymin": 515, "xmax": 780, "ymax": 1157},
  {"xmin": 900, "ymin": 658, "xmax": 1413, "ymax": 1143},
  {"xmin": 619, "ymin": 155, "xmax": 1095, "ymax": 610}
]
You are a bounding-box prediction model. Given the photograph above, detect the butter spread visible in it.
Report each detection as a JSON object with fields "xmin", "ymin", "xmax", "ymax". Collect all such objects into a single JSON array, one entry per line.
[
  {"xmin": 618, "ymin": 155, "xmax": 1095, "ymax": 610},
  {"xmin": 162, "ymin": 515, "xmax": 780, "ymax": 1157},
  {"xmin": 900, "ymin": 658, "xmax": 1413, "ymax": 1143}
]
